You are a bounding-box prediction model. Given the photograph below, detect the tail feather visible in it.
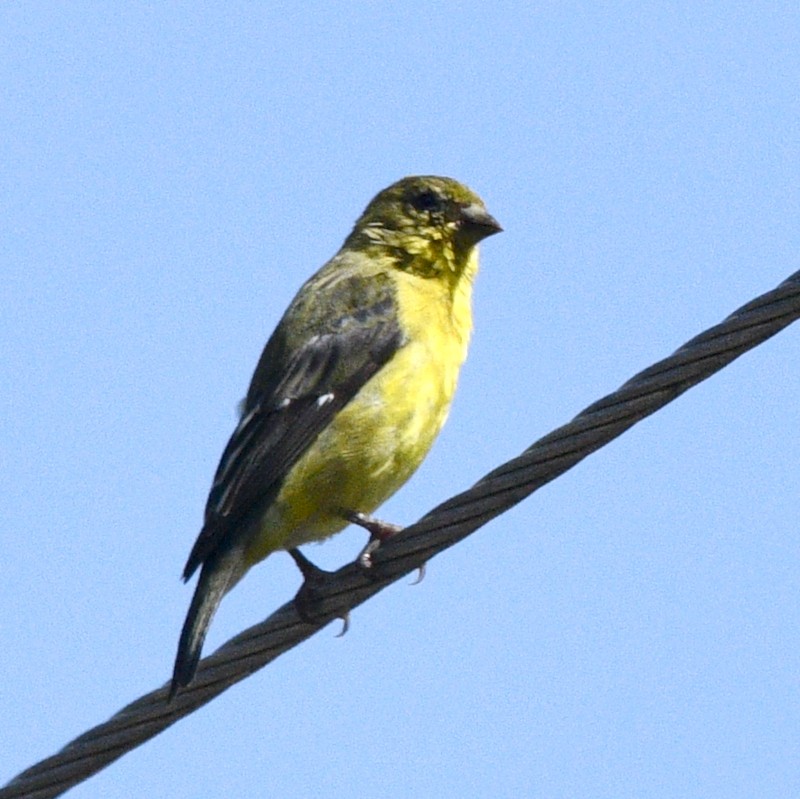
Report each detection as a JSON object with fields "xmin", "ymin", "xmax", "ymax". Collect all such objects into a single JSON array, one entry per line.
[{"xmin": 169, "ymin": 549, "xmax": 244, "ymax": 700}]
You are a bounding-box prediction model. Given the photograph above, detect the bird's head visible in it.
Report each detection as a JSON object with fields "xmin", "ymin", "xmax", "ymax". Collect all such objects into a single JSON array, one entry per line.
[{"xmin": 345, "ymin": 176, "xmax": 501, "ymax": 279}]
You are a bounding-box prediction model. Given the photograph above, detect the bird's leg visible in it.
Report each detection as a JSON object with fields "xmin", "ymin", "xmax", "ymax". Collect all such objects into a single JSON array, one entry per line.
[
  {"xmin": 288, "ymin": 548, "xmax": 349, "ymax": 634},
  {"xmin": 347, "ymin": 512, "xmax": 426, "ymax": 583},
  {"xmin": 347, "ymin": 512, "xmax": 402, "ymax": 568}
]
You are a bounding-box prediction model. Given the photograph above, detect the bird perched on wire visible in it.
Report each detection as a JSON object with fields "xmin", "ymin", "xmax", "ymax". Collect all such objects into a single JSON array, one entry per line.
[{"xmin": 170, "ymin": 175, "xmax": 501, "ymax": 697}]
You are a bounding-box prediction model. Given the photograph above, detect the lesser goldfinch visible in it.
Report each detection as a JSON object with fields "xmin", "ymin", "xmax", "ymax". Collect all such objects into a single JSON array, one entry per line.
[{"xmin": 171, "ymin": 176, "xmax": 501, "ymax": 696}]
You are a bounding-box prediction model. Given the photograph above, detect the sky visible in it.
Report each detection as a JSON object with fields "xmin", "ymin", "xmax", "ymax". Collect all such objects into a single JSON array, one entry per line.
[{"xmin": 2, "ymin": 3, "xmax": 799, "ymax": 798}]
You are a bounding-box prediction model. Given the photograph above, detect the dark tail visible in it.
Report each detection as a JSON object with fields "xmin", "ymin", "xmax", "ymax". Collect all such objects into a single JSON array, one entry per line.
[{"xmin": 169, "ymin": 549, "xmax": 244, "ymax": 700}]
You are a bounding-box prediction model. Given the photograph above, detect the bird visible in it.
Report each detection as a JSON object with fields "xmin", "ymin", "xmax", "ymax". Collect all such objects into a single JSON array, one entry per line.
[{"xmin": 170, "ymin": 175, "xmax": 501, "ymax": 697}]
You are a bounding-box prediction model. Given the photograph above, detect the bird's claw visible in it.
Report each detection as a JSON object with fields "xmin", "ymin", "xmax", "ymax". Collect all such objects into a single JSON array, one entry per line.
[
  {"xmin": 410, "ymin": 562, "xmax": 426, "ymax": 585},
  {"xmin": 335, "ymin": 612, "xmax": 350, "ymax": 637}
]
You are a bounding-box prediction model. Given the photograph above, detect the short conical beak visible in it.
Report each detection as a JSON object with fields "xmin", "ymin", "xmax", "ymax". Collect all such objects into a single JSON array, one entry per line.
[{"xmin": 459, "ymin": 203, "xmax": 503, "ymax": 241}]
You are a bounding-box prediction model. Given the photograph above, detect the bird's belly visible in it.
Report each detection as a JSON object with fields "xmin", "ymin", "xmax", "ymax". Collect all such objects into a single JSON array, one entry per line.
[{"xmin": 259, "ymin": 338, "xmax": 461, "ymax": 553}]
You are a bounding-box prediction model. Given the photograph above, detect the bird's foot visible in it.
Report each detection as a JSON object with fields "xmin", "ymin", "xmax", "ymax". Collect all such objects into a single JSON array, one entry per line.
[
  {"xmin": 347, "ymin": 512, "xmax": 425, "ymax": 583},
  {"xmin": 288, "ymin": 548, "xmax": 349, "ymax": 634},
  {"xmin": 347, "ymin": 512, "xmax": 402, "ymax": 569}
]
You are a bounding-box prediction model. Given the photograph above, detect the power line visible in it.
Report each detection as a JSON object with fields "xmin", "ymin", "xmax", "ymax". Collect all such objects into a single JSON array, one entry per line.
[{"xmin": 3, "ymin": 268, "xmax": 799, "ymax": 799}]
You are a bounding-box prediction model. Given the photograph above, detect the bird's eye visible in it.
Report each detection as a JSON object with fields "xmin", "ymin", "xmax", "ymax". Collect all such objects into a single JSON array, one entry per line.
[{"xmin": 410, "ymin": 190, "xmax": 442, "ymax": 213}]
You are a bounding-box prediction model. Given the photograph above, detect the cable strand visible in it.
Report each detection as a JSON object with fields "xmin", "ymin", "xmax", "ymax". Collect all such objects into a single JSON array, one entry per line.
[{"xmin": 3, "ymin": 268, "xmax": 799, "ymax": 799}]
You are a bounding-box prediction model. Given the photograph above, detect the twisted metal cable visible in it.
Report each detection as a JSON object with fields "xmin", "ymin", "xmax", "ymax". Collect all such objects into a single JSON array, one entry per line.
[{"xmin": 3, "ymin": 268, "xmax": 799, "ymax": 799}]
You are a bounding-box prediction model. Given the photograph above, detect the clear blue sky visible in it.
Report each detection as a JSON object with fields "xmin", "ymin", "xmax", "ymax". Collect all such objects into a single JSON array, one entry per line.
[{"xmin": 2, "ymin": 4, "xmax": 799, "ymax": 798}]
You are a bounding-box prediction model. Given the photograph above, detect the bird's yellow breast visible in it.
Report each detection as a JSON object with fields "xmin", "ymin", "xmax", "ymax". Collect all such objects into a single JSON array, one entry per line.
[{"xmin": 246, "ymin": 253, "xmax": 477, "ymax": 560}]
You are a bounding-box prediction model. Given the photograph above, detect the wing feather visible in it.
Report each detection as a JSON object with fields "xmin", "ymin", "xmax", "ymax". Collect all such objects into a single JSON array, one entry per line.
[{"xmin": 182, "ymin": 275, "xmax": 403, "ymax": 579}]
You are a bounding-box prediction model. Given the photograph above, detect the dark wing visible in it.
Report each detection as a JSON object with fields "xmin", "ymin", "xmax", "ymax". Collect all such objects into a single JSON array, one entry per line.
[{"xmin": 182, "ymin": 276, "xmax": 403, "ymax": 580}]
